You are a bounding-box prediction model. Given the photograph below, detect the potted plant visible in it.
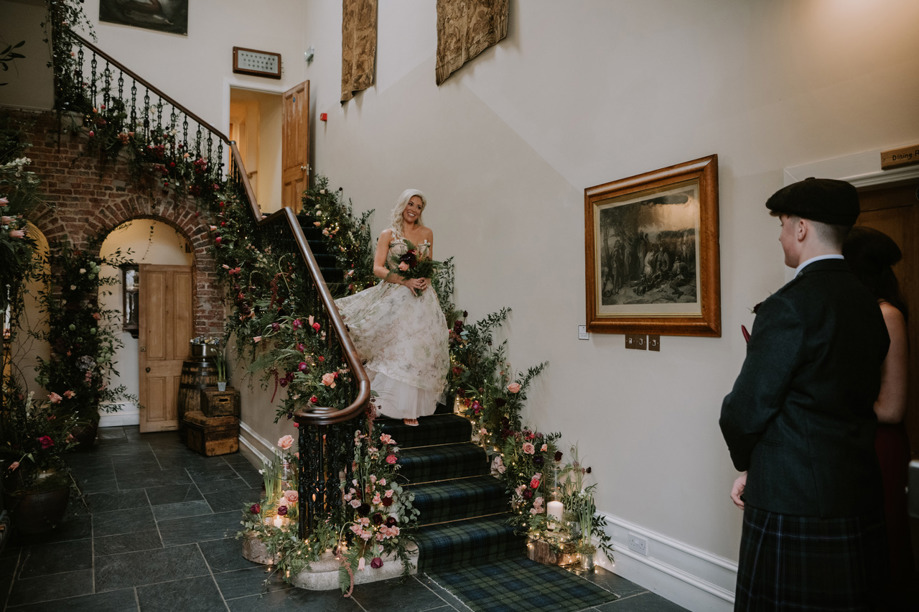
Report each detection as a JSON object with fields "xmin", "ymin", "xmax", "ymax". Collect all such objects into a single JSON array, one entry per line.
[
  {"xmin": 33, "ymin": 242, "xmax": 134, "ymax": 448},
  {"xmin": 215, "ymin": 353, "xmax": 228, "ymax": 392},
  {"xmin": 0, "ymin": 380, "xmax": 79, "ymax": 534}
]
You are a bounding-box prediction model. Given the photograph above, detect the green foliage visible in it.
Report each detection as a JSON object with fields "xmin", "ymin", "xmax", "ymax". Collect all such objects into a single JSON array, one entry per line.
[
  {"xmin": 298, "ymin": 176, "xmax": 376, "ymax": 296},
  {"xmin": 32, "ymin": 242, "xmax": 135, "ymax": 423}
]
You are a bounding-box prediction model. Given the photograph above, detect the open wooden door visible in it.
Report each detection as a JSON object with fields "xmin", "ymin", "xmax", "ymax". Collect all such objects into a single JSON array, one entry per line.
[
  {"xmin": 282, "ymin": 80, "xmax": 310, "ymax": 212},
  {"xmin": 138, "ymin": 264, "xmax": 193, "ymax": 433}
]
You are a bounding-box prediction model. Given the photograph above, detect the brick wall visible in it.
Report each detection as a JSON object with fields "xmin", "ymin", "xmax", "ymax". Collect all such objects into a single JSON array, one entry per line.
[{"xmin": 17, "ymin": 110, "xmax": 225, "ymax": 337}]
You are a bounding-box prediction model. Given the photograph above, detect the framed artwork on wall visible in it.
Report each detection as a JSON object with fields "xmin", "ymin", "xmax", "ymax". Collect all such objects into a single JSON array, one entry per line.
[
  {"xmin": 584, "ymin": 154, "xmax": 721, "ymax": 337},
  {"xmin": 99, "ymin": 0, "xmax": 189, "ymax": 36}
]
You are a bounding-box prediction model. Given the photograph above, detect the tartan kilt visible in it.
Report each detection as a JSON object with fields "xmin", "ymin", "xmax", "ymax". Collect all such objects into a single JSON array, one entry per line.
[{"xmin": 735, "ymin": 505, "xmax": 888, "ymax": 611}]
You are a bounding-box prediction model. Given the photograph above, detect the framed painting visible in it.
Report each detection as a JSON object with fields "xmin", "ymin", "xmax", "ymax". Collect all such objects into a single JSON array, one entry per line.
[
  {"xmin": 99, "ymin": 0, "xmax": 189, "ymax": 36},
  {"xmin": 584, "ymin": 154, "xmax": 721, "ymax": 337}
]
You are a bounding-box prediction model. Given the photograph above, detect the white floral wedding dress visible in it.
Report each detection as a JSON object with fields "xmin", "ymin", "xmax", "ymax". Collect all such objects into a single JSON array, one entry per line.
[{"xmin": 334, "ymin": 231, "xmax": 450, "ymax": 420}]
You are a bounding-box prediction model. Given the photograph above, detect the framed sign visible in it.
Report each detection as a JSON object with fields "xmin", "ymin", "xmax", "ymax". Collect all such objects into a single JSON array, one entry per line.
[
  {"xmin": 233, "ymin": 47, "xmax": 282, "ymax": 79},
  {"xmin": 585, "ymin": 154, "xmax": 721, "ymax": 337}
]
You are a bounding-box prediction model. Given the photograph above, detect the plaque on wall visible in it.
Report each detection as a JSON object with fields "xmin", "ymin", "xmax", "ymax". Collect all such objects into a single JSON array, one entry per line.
[{"xmin": 233, "ymin": 47, "xmax": 282, "ymax": 79}]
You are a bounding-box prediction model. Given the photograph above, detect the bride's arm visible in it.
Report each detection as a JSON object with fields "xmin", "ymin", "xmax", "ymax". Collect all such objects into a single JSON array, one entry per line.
[{"xmin": 373, "ymin": 229, "xmax": 402, "ymax": 284}]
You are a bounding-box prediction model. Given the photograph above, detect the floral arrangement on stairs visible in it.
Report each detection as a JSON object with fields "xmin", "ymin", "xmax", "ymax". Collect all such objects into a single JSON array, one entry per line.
[{"xmin": 238, "ymin": 424, "xmax": 418, "ymax": 594}]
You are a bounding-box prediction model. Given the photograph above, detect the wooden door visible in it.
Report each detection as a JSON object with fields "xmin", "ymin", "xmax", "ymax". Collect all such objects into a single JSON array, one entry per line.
[
  {"xmin": 138, "ymin": 264, "xmax": 193, "ymax": 433},
  {"xmin": 282, "ymin": 80, "xmax": 310, "ymax": 212},
  {"xmin": 857, "ymin": 179, "xmax": 919, "ymax": 455}
]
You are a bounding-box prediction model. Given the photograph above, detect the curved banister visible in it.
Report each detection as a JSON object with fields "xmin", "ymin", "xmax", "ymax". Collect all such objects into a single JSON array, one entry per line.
[{"xmin": 229, "ymin": 146, "xmax": 372, "ymax": 425}]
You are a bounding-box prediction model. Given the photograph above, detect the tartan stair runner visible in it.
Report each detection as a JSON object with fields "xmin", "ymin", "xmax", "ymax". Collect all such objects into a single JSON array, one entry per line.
[{"xmin": 375, "ymin": 413, "xmax": 526, "ymax": 572}]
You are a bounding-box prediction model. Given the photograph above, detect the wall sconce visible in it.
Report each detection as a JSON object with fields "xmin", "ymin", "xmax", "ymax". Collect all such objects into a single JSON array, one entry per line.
[{"xmin": 121, "ymin": 264, "xmax": 139, "ymax": 338}]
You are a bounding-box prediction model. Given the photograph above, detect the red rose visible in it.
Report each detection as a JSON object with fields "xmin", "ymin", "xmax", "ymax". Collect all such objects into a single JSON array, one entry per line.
[
  {"xmin": 38, "ymin": 435, "xmax": 54, "ymax": 449},
  {"xmin": 250, "ymin": 503, "xmax": 261, "ymax": 514}
]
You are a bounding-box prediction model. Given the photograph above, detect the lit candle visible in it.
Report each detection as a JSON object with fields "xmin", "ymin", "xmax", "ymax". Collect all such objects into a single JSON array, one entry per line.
[
  {"xmin": 273, "ymin": 515, "xmax": 285, "ymax": 528},
  {"xmin": 547, "ymin": 500, "xmax": 564, "ymax": 523}
]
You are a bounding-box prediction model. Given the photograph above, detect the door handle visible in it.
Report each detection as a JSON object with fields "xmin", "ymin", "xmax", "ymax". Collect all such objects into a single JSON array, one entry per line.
[
  {"xmin": 300, "ymin": 165, "xmax": 307, "ymax": 171},
  {"xmin": 140, "ymin": 346, "xmax": 146, "ymax": 352},
  {"xmin": 145, "ymin": 367, "xmax": 151, "ymax": 373}
]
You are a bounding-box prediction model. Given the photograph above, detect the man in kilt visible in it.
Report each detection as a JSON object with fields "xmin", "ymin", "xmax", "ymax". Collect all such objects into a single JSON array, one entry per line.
[{"xmin": 720, "ymin": 178, "xmax": 890, "ymax": 610}]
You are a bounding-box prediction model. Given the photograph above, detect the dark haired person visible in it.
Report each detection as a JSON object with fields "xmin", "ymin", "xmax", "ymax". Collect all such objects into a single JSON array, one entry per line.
[
  {"xmin": 720, "ymin": 178, "xmax": 889, "ymax": 609},
  {"xmin": 845, "ymin": 226, "xmax": 914, "ymax": 606}
]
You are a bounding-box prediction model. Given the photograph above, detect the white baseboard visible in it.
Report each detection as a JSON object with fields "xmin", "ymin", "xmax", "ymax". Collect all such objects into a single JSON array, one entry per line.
[
  {"xmin": 598, "ymin": 512, "xmax": 736, "ymax": 611},
  {"xmin": 238, "ymin": 420, "xmax": 275, "ymax": 467},
  {"xmin": 98, "ymin": 402, "xmax": 139, "ymax": 427}
]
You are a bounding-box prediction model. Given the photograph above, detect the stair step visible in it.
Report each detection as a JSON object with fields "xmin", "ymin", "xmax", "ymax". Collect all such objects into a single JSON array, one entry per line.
[
  {"xmin": 411, "ymin": 475, "xmax": 509, "ymax": 526},
  {"xmin": 413, "ymin": 513, "xmax": 525, "ymax": 572},
  {"xmin": 397, "ymin": 443, "xmax": 488, "ymax": 484},
  {"xmin": 376, "ymin": 414, "xmax": 472, "ymax": 449}
]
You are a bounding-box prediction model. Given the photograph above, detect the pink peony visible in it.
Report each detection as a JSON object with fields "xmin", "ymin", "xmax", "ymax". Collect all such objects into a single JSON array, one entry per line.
[
  {"xmin": 507, "ymin": 382, "xmax": 521, "ymax": 393},
  {"xmin": 278, "ymin": 435, "xmax": 294, "ymax": 450}
]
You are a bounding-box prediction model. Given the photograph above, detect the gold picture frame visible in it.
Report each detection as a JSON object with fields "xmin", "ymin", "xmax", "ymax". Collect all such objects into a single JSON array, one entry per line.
[{"xmin": 585, "ymin": 154, "xmax": 721, "ymax": 337}]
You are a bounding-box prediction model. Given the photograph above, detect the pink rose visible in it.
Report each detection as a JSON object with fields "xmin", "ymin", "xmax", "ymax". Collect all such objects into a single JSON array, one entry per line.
[
  {"xmin": 284, "ymin": 490, "xmax": 298, "ymax": 504},
  {"xmin": 64, "ymin": 390, "xmax": 76, "ymax": 399},
  {"xmin": 278, "ymin": 435, "xmax": 294, "ymax": 450},
  {"xmin": 530, "ymin": 476, "xmax": 540, "ymax": 489},
  {"xmin": 522, "ymin": 442, "xmax": 535, "ymax": 455},
  {"xmin": 48, "ymin": 392, "xmax": 63, "ymax": 404},
  {"xmin": 507, "ymin": 383, "xmax": 521, "ymax": 394},
  {"xmin": 385, "ymin": 454, "xmax": 397, "ymax": 465},
  {"xmin": 321, "ymin": 373, "xmax": 336, "ymax": 388},
  {"xmin": 541, "ymin": 443, "xmax": 548, "ymax": 452}
]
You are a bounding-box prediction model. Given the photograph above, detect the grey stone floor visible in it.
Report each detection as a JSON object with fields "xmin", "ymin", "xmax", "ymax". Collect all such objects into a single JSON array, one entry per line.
[{"xmin": 0, "ymin": 426, "xmax": 686, "ymax": 611}]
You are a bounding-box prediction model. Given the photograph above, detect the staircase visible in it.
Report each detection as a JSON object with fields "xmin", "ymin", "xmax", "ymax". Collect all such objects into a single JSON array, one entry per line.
[
  {"xmin": 376, "ymin": 410, "xmax": 526, "ymax": 573},
  {"xmin": 296, "ymin": 213, "xmax": 525, "ymax": 573}
]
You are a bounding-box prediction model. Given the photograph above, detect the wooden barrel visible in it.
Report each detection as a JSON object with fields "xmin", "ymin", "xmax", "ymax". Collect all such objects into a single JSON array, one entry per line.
[{"xmin": 177, "ymin": 359, "xmax": 219, "ymax": 438}]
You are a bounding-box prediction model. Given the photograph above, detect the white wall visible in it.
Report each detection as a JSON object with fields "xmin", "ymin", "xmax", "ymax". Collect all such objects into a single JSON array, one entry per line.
[
  {"xmin": 0, "ymin": 0, "xmax": 54, "ymax": 110},
  {"xmin": 296, "ymin": 0, "xmax": 919, "ymax": 605},
  {"xmin": 7, "ymin": 0, "xmax": 919, "ymax": 607}
]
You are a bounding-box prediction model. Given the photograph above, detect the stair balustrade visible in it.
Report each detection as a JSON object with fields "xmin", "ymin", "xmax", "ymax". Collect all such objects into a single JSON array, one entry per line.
[{"xmin": 51, "ymin": 28, "xmax": 371, "ymax": 540}]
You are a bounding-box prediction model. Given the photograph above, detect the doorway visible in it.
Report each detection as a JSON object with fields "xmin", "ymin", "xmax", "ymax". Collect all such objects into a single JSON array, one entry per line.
[{"xmin": 229, "ymin": 88, "xmax": 283, "ymax": 213}]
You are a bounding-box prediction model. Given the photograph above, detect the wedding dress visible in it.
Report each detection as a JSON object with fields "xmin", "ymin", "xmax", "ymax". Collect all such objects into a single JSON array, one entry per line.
[{"xmin": 334, "ymin": 232, "xmax": 449, "ymax": 420}]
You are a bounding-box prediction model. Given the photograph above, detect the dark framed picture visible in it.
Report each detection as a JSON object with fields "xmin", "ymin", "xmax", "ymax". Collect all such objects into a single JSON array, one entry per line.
[
  {"xmin": 99, "ymin": 0, "xmax": 189, "ymax": 36},
  {"xmin": 584, "ymin": 154, "xmax": 721, "ymax": 337}
]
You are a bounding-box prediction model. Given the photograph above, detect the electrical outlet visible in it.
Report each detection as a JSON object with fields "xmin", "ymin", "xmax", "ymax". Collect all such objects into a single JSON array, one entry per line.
[{"xmin": 627, "ymin": 533, "xmax": 648, "ymax": 556}]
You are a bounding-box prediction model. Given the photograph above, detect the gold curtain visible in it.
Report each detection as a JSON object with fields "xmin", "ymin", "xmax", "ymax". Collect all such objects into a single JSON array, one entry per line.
[
  {"xmin": 435, "ymin": 0, "xmax": 508, "ymax": 86},
  {"xmin": 341, "ymin": 0, "xmax": 377, "ymax": 103}
]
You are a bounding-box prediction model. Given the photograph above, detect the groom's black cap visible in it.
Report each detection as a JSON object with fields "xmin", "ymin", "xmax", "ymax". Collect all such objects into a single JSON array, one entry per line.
[{"xmin": 765, "ymin": 177, "xmax": 860, "ymax": 226}]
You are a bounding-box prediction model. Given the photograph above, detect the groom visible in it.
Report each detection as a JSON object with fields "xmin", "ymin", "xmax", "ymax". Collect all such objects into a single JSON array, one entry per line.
[{"xmin": 720, "ymin": 178, "xmax": 889, "ymax": 609}]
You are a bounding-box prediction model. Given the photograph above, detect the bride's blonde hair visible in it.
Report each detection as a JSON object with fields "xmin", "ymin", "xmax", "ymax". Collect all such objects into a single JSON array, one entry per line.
[{"xmin": 390, "ymin": 189, "xmax": 426, "ymax": 235}]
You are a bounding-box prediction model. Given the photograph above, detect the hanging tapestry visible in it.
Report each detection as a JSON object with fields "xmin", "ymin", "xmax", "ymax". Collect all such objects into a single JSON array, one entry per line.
[
  {"xmin": 435, "ymin": 0, "xmax": 508, "ymax": 85},
  {"xmin": 341, "ymin": 0, "xmax": 378, "ymax": 103}
]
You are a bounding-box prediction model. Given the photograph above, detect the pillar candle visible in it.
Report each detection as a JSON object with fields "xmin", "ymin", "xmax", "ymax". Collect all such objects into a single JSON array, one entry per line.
[{"xmin": 547, "ymin": 500, "xmax": 564, "ymax": 523}]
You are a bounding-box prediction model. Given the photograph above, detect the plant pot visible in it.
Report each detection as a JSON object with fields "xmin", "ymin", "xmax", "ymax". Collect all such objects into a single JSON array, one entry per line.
[
  {"xmin": 578, "ymin": 551, "xmax": 595, "ymax": 572},
  {"xmin": 71, "ymin": 419, "xmax": 99, "ymax": 451},
  {"xmin": 3, "ymin": 468, "xmax": 70, "ymax": 535},
  {"xmin": 217, "ymin": 381, "xmax": 227, "ymax": 392}
]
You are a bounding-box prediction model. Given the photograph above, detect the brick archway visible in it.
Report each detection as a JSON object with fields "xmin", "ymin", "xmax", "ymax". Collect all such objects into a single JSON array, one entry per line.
[{"xmin": 22, "ymin": 111, "xmax": 224, "ymax": 337}]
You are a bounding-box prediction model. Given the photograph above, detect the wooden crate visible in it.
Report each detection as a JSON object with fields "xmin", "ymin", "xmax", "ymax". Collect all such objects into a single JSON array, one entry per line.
[
  {"xmin": 183, "ymin": 411, "xmax": 239, "ymax": 456},
  {"xmin": 527, "ymin": 536, "xmax": 579, "ymax": 567},
  {"xmin": 202, "ymin": 388, "xmax": 240, "ymax": 417}
]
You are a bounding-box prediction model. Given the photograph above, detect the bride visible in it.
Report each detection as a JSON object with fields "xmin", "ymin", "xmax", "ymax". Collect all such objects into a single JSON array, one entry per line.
[{"xmin": 335, "ymin": 189, "xmax": 450, "ymax": 426}]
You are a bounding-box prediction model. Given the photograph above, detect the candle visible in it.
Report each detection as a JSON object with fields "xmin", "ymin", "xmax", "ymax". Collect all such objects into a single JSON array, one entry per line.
[
  {"xmin": 273, "ymin": 515, "xmax": 285, "ymax": 528},
  {"xmin": 547, "ymin": 500, "xmax": 564, "ymax": 523}
]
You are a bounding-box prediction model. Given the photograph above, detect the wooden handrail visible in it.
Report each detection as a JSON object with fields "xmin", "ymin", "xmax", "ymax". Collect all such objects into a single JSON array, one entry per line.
[{"xmin": 227, "ymin": 145, "xmax": 371, "ymax": 425}]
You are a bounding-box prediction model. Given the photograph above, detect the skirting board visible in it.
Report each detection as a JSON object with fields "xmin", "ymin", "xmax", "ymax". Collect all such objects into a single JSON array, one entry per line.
[
  {"xmin": 598, "ymin": 512, "xmax": 736, "ymax": 611},
  {"xmin": 98, "ymin": 402, "xmax": 139, "ymax": 427},
  {"xmin": 238, "ymin": 420, "xmax": 275, "ymax": 468}
]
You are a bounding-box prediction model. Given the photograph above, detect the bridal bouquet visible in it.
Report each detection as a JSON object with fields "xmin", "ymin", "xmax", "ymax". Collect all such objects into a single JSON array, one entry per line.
[{"xmin": 389, "ymin": 239, "xmax": 440, "ymax": 297}]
